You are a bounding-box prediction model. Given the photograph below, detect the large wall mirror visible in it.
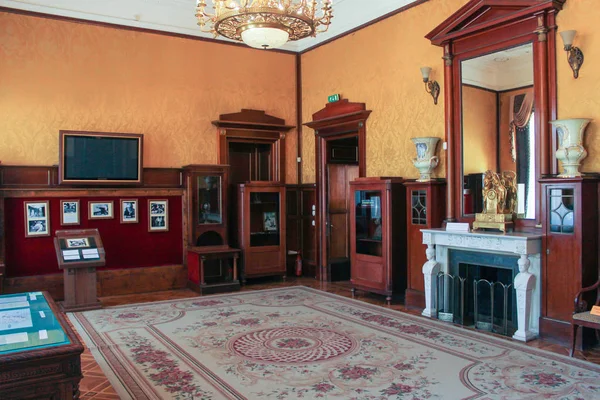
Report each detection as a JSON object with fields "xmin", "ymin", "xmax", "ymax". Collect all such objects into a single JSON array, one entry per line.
[
  {"xmin": 426, "ymin": 0, "xmax": 561, "ymax": 229},
  {"xmin": 461, "ymin": 43, "xmax": 537, "ymax": 220}
]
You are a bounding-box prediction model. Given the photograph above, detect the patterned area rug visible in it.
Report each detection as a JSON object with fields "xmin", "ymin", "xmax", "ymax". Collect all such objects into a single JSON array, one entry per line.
[{"xmin": 69, "ymin": 287, "xmax": 600, "ymax": 399}]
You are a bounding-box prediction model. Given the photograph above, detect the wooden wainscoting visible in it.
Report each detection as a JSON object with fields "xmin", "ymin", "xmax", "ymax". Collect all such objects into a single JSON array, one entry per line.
[{"xmin": 4, "ymin": 265, "xmax": 187, "ymax": 300}]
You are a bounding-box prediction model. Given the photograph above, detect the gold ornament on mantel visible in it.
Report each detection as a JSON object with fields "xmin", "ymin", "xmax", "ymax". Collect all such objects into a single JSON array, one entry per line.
[{"xmin": 472, "ymin": 170, "xmax": 517, "ymax": 233}]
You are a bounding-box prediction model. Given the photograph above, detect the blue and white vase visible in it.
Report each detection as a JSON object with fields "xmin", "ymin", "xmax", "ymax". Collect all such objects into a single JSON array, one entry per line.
[{"xmin": 411, "ymin": 137, "xmax": 440, "ymax": 182}]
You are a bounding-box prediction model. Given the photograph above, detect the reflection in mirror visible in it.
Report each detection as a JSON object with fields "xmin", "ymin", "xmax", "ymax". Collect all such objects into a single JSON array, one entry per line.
[
  {"xmin": 197, "ymin": 175, "xmax": 222, "ymax": 224},
  {"xmin": 461, "ymin": 43, "xmax": 536, "ymax": 219}
]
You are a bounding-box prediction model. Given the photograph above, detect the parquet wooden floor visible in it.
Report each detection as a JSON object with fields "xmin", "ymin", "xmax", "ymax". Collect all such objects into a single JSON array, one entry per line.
[{"xmin": 75, "ymin": 277, "xmax": 600, "ymax": 399}]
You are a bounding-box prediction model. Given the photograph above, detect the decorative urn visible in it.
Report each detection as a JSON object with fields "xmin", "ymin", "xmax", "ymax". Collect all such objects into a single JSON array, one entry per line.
[
  {"xmin": 411, "ymin": 137, "xmax": 440, "ymax": 182},
  {"xmin": 550, "ymin": 118, "xmax": 592, "ymax": 178}
]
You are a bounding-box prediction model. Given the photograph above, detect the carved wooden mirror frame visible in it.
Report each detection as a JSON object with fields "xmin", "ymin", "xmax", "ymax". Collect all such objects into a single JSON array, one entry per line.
[{"xmin": 427, "ymin": 0, "xmax": 564, "ymax": 229}]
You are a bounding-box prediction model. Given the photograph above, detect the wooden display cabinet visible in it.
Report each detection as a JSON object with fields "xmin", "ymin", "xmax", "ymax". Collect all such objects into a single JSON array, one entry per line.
[
  {"xmin": 404, "ymin": 180, "xmax": 446, "ymax": 310},
  {"xmin": 236, "ymin": 182, "xmax": 286, "ymax": 282},
  {"xmin": 183, "ymin": 164, "xmax": 229, "ymax": 247},
  {"xmin": 183, "ymin": 164, "xmax": 241, "ymax": 293},
  {"xmin": 0, "ymin": 291, "xmax": 84, "ymax": 399},
  {"xmin": 540, "ymin": 176, "xmax": 600, "ymax": 346},
  {"xmin": 349, "ymin": 177, "xmax": 406, "ymax": 304}
]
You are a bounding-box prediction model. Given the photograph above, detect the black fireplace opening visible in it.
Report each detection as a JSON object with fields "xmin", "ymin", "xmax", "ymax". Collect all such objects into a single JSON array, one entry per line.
[{"xmin": 439, "ymin": 250, "xmax": 519, "ymax": 337}]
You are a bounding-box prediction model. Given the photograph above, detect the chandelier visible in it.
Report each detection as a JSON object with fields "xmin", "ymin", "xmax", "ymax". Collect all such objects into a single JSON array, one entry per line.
[{"xmin": 195, "ymin": 1, "xmax": 334, "ymax": 50}]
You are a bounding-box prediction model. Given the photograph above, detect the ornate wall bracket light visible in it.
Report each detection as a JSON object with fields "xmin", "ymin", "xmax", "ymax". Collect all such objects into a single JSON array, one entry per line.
[
  {"xmin": 195, "ymin": 0, "xmax": 333, "ymax": 50},
  {"xmin": 420, "ymin": 67, "xmax": 440, "ymax": 105},
  {"xmin": 559, "ymin": 30, "xmax": 584, "ymax": 78}
]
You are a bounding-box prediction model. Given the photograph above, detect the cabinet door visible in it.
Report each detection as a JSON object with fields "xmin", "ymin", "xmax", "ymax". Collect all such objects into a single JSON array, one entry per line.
[
  {"xmin": 408, "ymin": 189, "xmax": 428, "ymax": 292},
  {"xmin": 545, "ymin": 186, "xmax": 579, "ymax": 321}
]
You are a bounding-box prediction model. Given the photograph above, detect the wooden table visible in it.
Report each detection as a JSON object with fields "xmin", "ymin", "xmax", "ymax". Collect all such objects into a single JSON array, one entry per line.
[
  {"xmin": 187, "ymin": 245, "xmax": 241, "ymax": 294},
  {"xmin": 0, "ymin": 291, "xmax": 84, "ymax": 399}
]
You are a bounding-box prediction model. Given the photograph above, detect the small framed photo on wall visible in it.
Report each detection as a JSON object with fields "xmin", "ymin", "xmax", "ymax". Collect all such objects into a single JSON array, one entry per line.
[
  {"xmin": 60, "ymin": 200, "xmax": 80, "ymax": 225},
  {"xmin": 25, "ymin": 201, "xmax": 50, "ymax": 237},
  {"xmin": 121, "ymin": 199, "xmax": 138, "ymax": 223},
  {"xmin": 148, "ymin": 199, "xmax": 168, "ymax": 232},
  {"xmin": 89, "ymin": 201, "xmax": 114, "ymax": 219}
]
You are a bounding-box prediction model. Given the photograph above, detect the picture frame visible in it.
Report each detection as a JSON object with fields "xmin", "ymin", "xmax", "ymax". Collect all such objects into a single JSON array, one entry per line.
[
  {"xmin": 148, "ymin": 199, "xmax": 168, "ymax": 232},
  {"xmin": 120, "ymin": 199, "xmax": 138, "ymax": 223},
  {"xmin": 66, "ymin": 237, "xmax": 90, "ymax": 248},
  {"xmin": 24, "ymin": 201, "xmax": 50, "ymax": 237},
  {"xmin": 60, "ymin": 199, "xmax": 80, "ymax": 225},
  {"xmin": 89, "ymin": 201, "xmax": 114, "ymax": 219},
  {"xmin": 263, "ymin": 211, "xmax": 278, "ymax": 232}
]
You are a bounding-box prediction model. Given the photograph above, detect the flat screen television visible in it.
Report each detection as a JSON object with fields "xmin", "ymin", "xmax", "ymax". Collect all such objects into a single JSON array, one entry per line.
[{"xmin": 59, "ymin": 131, "xmax": 143, "ymax": 185}]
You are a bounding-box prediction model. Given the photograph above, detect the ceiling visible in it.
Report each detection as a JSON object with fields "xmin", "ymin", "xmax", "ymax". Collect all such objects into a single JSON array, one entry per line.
[
  {"xmin": 461, "ymin": 43, "xmax": 534, "ymax": 91},
  {"xmin": 1, "ymin": 0, "xmax": 420, "ymax": 52}
]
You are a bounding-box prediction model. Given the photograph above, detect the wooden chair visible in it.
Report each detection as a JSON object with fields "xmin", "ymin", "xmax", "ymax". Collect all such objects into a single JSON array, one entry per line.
[{"xmin": 571, "ymin": 279, "xmax": 600, "ymax": 357}]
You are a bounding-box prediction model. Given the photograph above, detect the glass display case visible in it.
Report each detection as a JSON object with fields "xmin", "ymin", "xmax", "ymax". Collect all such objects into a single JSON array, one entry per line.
[
  {"xmin": 349, "ymin": 177, "xmax": 406, "ymax": 304},
  {"xmin": 355, "ymin": 190, "xmax": 383, "ymax": 257},
  {"xmin": 236, "ymin": 182, "xmax": 286, "ymax": 282},
  {"xmin": 0, "ymin": 292, "xmax": 83, "ymax": 399},
  {"xmin": 250, "ymin": 192, "xmax": 281, "ymax": 247},
  {"xmin": 183, "ymin": 164, "xmax": 230, "ymax": 247},
  {"xmin": 198, "ymin": 175, "xmax": 222, "ymax": 225}
]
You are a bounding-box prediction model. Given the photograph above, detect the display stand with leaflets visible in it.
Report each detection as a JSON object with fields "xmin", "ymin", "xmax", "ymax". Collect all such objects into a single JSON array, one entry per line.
[{"xmin": 53, "ymin": 229, "xmax": 105, "ymax": 312}]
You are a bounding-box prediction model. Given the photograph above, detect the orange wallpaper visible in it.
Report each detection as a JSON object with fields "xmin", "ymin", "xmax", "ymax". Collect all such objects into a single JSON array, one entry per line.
[
  {"xmin": 462, "ymin": 86, "xmax": 498, "ymax": 175},
  {"xmin": 0, "ymin": 12, "xmax": 298, "ymax": 183},
  {"xmin": 556, "ymin": 0, "xmax": 600, "ymax": 173},
  {"xmin": 301, "ymin": 0, "xmax": 600, "ymax": 182},
  {"xmin": 300, "ymin": 0, "xmax": 470, "ymax": 182}
]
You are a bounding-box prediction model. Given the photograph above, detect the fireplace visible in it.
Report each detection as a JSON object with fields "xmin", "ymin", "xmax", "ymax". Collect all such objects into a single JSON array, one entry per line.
[
  {"xmin": 421, "ymin": 228, "xmax": 542, "ymax": 342},
  {"xmin": 436, "ymin": 250, "xmax": 519, "ymax": 336}
]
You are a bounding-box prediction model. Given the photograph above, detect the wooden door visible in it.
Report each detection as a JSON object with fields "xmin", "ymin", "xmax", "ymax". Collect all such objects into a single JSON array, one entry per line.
[{"xmin": 326, "ymin": 164, "xmax": 359, "ymax": 281}]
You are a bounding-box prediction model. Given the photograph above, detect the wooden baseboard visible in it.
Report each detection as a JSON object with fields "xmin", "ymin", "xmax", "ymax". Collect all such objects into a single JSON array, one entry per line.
[
  {"xmin": 539, "ymin": 316, "xmax": 597, "ymax": 350},
  {"xmin": 405, "ymin": 289, "xmax": 425, "ymax": 310},
  {"xmin": 4, "ymin": 264, "xmax": 187, "ymax": 299}
]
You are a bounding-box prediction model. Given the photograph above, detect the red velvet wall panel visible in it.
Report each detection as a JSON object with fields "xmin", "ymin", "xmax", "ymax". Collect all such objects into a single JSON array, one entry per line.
[{"xmin": 5, "ymin": 196, "xmax": 183, "ymax": 277}]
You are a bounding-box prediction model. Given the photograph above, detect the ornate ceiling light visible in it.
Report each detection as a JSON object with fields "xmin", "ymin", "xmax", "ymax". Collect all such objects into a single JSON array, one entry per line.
[{"xmin": 196, "ymin": 1, "xmax": 334, "ymax": 50}]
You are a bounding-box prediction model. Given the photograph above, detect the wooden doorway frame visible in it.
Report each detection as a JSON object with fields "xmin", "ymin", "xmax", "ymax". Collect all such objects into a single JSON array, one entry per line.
[
  {"xmin": 215, "ymin": 109, "xmax": 294, "ymax": 183},
  {"xmin": 304, "ymin": 100, "xmax": 371, "ymax": 281}
]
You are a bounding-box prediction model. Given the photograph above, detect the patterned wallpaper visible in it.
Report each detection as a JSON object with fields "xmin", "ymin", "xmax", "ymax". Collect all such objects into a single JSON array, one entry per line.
[
  {"xmin": 462, "ymin": 86, "xmax": 497, "ymax": 175},
  {"xmin": 556, "ymin": 0, "xmax": 600, "ymax": 173},
  {"xmin": 300, "ymin": 0, "xmax": 467, "ymax": 183},
  {"xmin": 0, "ymin": 12, "xmax": 298, "ymax": 183},
  {"xmin": 301, "ymin": 0, "xmax": 600, "ymax": 182}
]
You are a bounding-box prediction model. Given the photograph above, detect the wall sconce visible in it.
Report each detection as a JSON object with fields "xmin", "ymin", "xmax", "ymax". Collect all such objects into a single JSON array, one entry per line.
[
  {"xmin": 420, "ymin": 67, "xmax": 440, "ymax": 105},
  {"xmin": 559, "ymin": 30, "xmax": 584, "ymax": 79}
]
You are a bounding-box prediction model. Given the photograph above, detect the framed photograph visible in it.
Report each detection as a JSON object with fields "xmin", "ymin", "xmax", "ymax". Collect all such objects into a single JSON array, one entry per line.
[
  {"xmin": 263, "ymin": 211, "xmax": 278, "ymax": 232},
  {"xmin": 60, "ymin": 200, "xmax": 80, "ymax": 225},
  {"xmin": 121, "ymin": 199, "xmax": 138, "ymax": 223},
  {"xmin": 24, "ymin": 201, "xmax": 50, "ymax": 237},
  {"xmin": 66, "ymin": 238, "xmax": 90, "ymax": 248},
  {"xmin": 89, "ymin": 201, "xmax": 114, "ymax": 219},
  {"xmin": 148, "ymin": 199, "xmax": 168, "ymax": 232}
]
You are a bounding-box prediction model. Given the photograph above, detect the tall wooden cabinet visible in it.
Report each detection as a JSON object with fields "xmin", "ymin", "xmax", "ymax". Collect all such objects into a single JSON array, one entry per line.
[
  {"xmin": 349, "ymin": 177, "xmax": 406, "ymax": 304},
  {"xmin": 404, "ymin": 180, "xmax": 446, "ymax": 310},
  {"xmin": 236, "ymin": 182, "xmax": 286, "ymax": 282},
  {"xmin": 540, "ymin": 176, "xmax": 600, "ymax": 345}
]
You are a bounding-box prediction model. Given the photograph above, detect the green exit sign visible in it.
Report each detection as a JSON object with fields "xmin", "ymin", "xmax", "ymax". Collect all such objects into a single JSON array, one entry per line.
[{"xmin": 328, "ymin": 94, "xmax": 340, "ymax": 103}]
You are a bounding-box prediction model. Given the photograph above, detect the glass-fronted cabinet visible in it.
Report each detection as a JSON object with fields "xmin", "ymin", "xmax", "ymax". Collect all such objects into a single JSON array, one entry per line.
[
  {"xmin": 355, "ymin": 190, "xmax": 383, "ymax": 257},
  {"xmin": 236, "ymin": 182, "xmax": 286, "ymax": 282},
  {"xmin": 350, "ymin": 177, "xmax": 406, "ymax": 304},
  {"xmin": 249, "ymin": 192, "xmax": 281, "ymax": 247},
  {"xmin": 183, "ymin": 165, "xmax": 229, "ymax": 247},
  {"xmin": 198, "ymin": 175, "xmax": 222, "ymax": 225}
]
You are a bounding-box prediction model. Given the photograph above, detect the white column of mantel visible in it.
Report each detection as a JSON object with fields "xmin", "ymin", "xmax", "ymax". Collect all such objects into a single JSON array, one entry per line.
[
  {"xmin": 513, "ymin": 254, "xmax": 537, "ymax": 342},
  {"xmin": 421, "ymin": 242, "xmax": 440, "ymax": 318}
]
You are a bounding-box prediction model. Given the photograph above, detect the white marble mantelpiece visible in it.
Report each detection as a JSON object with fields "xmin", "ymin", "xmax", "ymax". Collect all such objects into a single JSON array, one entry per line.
[{"xmin": 421, "ymin": 228, "xmax": 542, "ymax": 342}]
